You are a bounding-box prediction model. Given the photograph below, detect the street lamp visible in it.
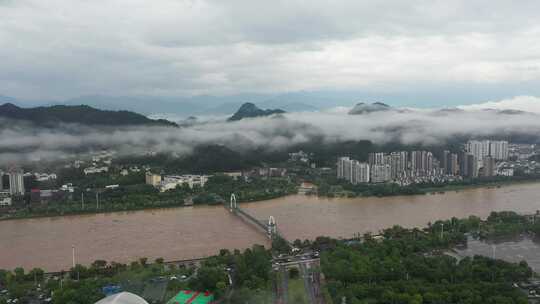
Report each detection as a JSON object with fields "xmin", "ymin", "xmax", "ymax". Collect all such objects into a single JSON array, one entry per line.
[{"xmin": 440, "ymin": 223, "xmax": 444, "ymax": 240}]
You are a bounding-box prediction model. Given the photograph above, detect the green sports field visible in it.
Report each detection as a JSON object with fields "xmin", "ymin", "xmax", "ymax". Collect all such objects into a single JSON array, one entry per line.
[{"xmin": 166, "ymin": 290, "xmax": 214, "ymax": 304}]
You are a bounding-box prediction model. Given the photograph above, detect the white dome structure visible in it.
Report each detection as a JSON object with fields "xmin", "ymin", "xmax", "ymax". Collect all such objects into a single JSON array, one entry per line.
[{"xmin": 94, "ymin": 292, "xmax": 149, "ymax": 304}]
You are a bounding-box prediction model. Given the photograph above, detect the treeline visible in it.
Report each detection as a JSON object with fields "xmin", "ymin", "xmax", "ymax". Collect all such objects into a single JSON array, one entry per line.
[
  {"xmin": 114, "ymin": 138, "xmax": 463, "ymax": 174},
  {"xmin": 0, "ymin": 246, "xmax": 274, "ymax": 304},
  {"xmin": 116, "ymin": 145, "xmax": 289, "ymax": 174},
  {"xmin": 313, "ymin": 174, "xmax": 540, "ymax": 198},
  {"xmin": 7, "ymin": 174, "xmax": 296, "ymax": 220},
  {"xmin": 317, "ymin": 177, "xmax": 425, "ymax": 198},
  {"xmin": 476, "ymin": 211, "xmax": 540, "ymax": 239}
]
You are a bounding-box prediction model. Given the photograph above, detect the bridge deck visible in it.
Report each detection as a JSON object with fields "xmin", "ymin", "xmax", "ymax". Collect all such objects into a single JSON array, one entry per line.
[
  {"xmin": 234, "ymin": 208, "xmax": 268, "ymax": 232},
  {"xmin": 228, "ymin": 204, "xmax": 287, "ymax": 242}
]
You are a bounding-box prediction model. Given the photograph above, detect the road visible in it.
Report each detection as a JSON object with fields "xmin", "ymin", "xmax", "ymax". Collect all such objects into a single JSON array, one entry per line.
[
  {"xmin": 299, "ymin": 262, "xmax": 317, "ymax": 304},
  {"xmin": 277, "ymin": 264, "xmax": 288, "ymax": 304},
  {"xmin": 273, "ymin": 253, "xmax": 323, "ymax": 304}
]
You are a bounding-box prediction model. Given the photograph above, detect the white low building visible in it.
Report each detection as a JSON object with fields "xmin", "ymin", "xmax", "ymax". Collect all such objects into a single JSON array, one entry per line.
[
  {"xmin": 0, "ymin": 191, "xmax": 12, "ymax": 206},
  {"xmin": 497, "ymin": 168, "xmax": 514, "ymax": 176},
  {"xmin": 34, "ymin": 173, "xmax": 58, "ymax": 182},
  {"xmin": 84, "ymin": 167, "xmax": 109, "ymax": 175},
  {"xmin": 60, "ymin": 183, "xmax": 75, "ymax": 193},
  {"xmin": 159, "ymin": 175, "xmax": 210, "ymax": 192},
  {"xmin": 95, "ymin": 292, "xmax": 148, "ymax": 304}
]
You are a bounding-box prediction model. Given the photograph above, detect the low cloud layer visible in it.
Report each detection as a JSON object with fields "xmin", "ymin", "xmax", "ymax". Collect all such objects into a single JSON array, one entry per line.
[
  {"xmin": 457, "ymin": 95, "xmax": 540, "ymax": 113},
  {"xmin": 2, "ymin": 97, "xmax": 540, "ymax": 164}
]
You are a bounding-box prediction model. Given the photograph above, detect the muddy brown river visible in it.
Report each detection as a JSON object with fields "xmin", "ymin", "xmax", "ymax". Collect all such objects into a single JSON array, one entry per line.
[{"xmin": 1, "ymin": 182, "xmax": 540, "ymax": 271}]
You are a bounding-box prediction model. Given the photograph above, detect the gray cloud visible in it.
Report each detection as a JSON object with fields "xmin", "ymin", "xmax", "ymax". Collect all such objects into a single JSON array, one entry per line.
[{"xmin": 1, "ymin": 1, "xmax": 540, "ymax": 101}]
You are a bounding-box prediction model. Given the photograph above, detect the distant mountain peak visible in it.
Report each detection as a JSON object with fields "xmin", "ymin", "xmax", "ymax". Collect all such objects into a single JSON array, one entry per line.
[
  {"xmin": 0, "ymin": 102, "xmax": 20, "ymax": 110},
  {"xmin": 349, "ymin": 102, "xmax": 391, "ymax": 115},
  {"xmin": 227, "ymin": 102, "xmax": 285, "ymax": 121}
]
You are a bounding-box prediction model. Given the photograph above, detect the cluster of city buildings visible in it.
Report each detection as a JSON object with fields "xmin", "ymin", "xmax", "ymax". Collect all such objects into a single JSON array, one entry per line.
[
  {"xmin": 496, "ymin": 143, "xmax": 540, "ymax": 176},
  {"xmin": 0, "ymin": 167, "xmax": 77, "ymax": 207},
  {"xmin": 337, "ymin": 140, "xmax": 512, "ymax": 185}
]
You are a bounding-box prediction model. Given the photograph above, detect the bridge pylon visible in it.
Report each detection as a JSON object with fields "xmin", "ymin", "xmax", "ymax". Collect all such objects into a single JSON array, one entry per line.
[
  {"xmin": 267, "ymin": 215, "xmax": 277, "ymax": 238},
  {"xmin": 229, "ymin": 193, "xmax": 237, "ymax": 212}
]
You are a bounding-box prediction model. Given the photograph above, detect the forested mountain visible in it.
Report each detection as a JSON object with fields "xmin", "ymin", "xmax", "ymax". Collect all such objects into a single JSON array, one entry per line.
[
  {"xmin": 0, "ymin": 103, "xmax": 177, "ymax": 127},
  {"xmin": 227, "ymin": 102, "xmax": 285, "ymax": 121},
  {"xmin": 348, "ymin": 102, "xmax": 392, "ymax": 114}
]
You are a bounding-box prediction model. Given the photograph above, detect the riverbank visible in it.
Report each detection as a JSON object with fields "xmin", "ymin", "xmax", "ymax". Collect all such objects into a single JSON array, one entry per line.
[
  {"xmin": 3, "ymin": 176, "xmax": 540, "ymax": 222},
  {"xmin": 0, "ymin": 191, "xmax": 290, "ymax": 222},
  {"xmin": 317, "ymin": 176, "xmax": 540, "ymax": 199},
  {"xmin": 418, "ymin": 177, "xmax": 540, "ymax": 194}
]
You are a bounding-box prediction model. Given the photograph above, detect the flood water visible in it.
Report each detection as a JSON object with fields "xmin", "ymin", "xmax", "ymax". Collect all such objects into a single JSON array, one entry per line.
[
  {"xmin": 1, "ymin": 182, "xmax": 540, "ymax": 272},
  {"xmin": 455, "ymin": 236, "xmax": 540, "ymax": 273}
]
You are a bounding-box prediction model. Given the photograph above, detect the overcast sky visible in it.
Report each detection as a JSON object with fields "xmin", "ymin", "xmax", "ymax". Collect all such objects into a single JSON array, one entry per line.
[{"xmin": 1, "ymin": 0, "xmax": 540, "ymax": 106}]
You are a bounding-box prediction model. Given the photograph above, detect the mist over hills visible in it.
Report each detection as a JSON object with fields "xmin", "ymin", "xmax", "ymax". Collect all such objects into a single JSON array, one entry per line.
[
  {"xmin": 349, "ymin": 102, "xmax": 392, "ymax": 115},
  {"xmin": 1, "ymin": 95, "xmax": 540, "ymax": 164}
]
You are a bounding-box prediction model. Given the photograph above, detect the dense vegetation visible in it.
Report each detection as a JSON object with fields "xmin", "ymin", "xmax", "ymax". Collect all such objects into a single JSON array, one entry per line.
[
  {"xmin": 475, "ymin": 211, "xmax": 540, "ymax": 238},
  {"xmin": 320, "ymin": 212, "xmax": 539, "ymax": 304},
  {"xmin": 0, "ymin": 103, "xmax": 177, "ymax": 127}
]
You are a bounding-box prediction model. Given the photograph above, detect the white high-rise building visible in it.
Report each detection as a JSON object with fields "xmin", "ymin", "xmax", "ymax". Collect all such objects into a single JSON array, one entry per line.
[
  {"xmin": 9, "ymin": 170, "xmax": 25, "ymax": 196},
  {"xmin": 490, "ymin": 141, "xmax": 509, "ymax": 160},
  {"xmin": 467, "ymin": 140, "xmax": 508, "ymax": 161},
  {"xmin": 337, "ymin": 157, "xmax": 352, "ymax": 180},
  {"xmin": 370, "ymin": 164, "xmax": 391, "ymax": 183},
  {"xmin": 338, "ymin": 157, "xmax": 370, "ymax": 184},
  {"xmin": 467, "ymin": 140, "xmax": 489, "ymax": 161},
  {"xmin": 410, "ymin": 151, "xmax": 433, "ymax": 176},
  {"xmin": 389, "ymin": 152, "xmax": 408, "ymax": 179},
  {"xmin": 368, "ymin": 152, "xmax": 385, "ymax": 166},
  {"xmin": 353, "ymin": 162, "xmax": 370, "ymax": 184}
]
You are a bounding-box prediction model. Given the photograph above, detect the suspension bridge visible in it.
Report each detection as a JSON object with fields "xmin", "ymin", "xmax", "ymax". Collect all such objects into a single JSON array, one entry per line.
[{"xmin": 227, "ymin": 193, "xmax": 284, "ymax": 241}]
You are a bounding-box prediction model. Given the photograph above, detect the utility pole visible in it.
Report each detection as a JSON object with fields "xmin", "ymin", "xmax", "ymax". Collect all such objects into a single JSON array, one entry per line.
[
  {"xmin": 81, "ymin": 192, "xmax": 84, "ymax": 210},
  {"xmin": 95, "ymin": 191, "xmax": 99, "ymax": 210}
]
